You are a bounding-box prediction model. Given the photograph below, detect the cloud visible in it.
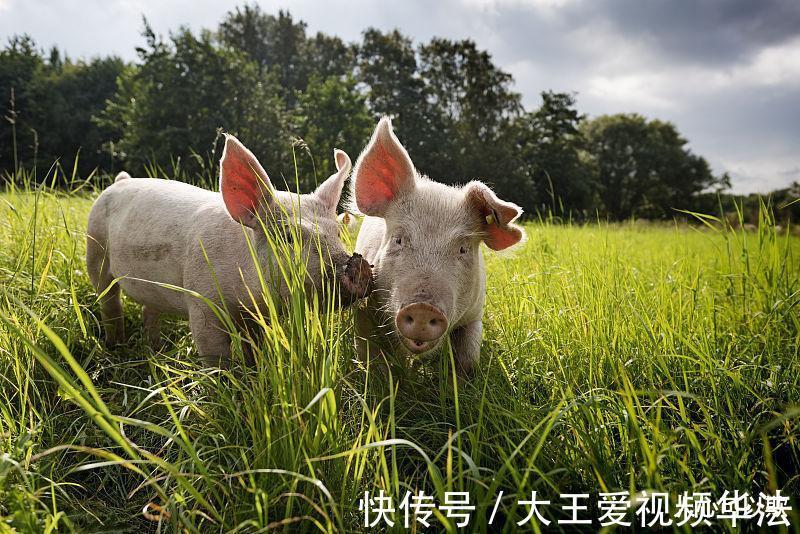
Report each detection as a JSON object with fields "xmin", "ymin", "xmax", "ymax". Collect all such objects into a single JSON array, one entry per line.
[
  {"xmin": 1, "ymin": 0, "xmax": 797, "ymax": 193},
  {"xmin": 462, "ymin": 0, "xmax": 800, "ymax": 193},
  {"xmin": 727, "ymin": 36, "xmax": 800, "ymax": 88},
  {"xmin": 573, "ymin": 0, "xmax": 800, "ymax": 67}
]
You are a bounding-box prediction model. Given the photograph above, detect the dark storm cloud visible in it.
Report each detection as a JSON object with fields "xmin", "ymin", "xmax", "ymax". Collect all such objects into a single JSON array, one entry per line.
[
  {"xmin": 579, "ymin": 0, "xmax": 800, "ymax": 65},
  {"xmin": 447, "ymin": 0, "xmax": 800, "ymax": 72}
]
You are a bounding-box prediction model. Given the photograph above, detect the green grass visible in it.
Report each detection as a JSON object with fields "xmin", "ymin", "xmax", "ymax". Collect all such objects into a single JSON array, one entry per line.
[{"xmin": 1, "ymin": 183, "xmax": 799, "ymax": 532}]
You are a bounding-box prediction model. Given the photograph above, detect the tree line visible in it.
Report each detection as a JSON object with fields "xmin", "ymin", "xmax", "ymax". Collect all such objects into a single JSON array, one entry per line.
[{"xmin": 2, "ymin": 5, "xmax": 796, "ymax": 222}]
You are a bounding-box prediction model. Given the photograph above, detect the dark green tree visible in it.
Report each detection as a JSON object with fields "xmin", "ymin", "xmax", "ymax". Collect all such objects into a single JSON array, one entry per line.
[
  {"xmin": 582, "ymin": 114, "xmax": 724, "ymax": 219},
  {"xmin": 1, "ymin": 6, "xmax": 748, "ymax": 221},
  {"xmin": 515, "ymin": 91, "xmax": 592, "ymax": 215},
  {"xmin": 0, "ymin": 35, "xmax": 44, "ymax": 174},
  {"xmin": 417, "ymin": 38, "xmax": 525, "ymax": 206},
  {"xmin": 0, "ymin": 35, "xmax": 124, "ymax": 179},
  {"xmin": 29, "ymin": 56, "xmax": 125, "ymax": 177},
  {"xmin": 217, "ymin": 4, "xmax": 273, "ymax": 68},
  {"xmin": 357, "ymin": 30, "xmax": 526, "ymax": 207},
  {"xmin": 419, "ymin": 38, "xmax": 520, "ymax": 137},
  {"xmin": 99, "ymin": 22, "xmax": 290, "ymax": 181},
  {"xmin": 218, "ymin": 6, "xmax": 318, "ymax": 104},
  {"xmin": 304, "ymin": 33, "xmax": 356, "ymax": 80},
  {"xmin": 356, "ymin": 28, "xmax": 440, "ymax": 172},
  {"xmin": 293, "ymin": 75, "xmax": 372, "ymax": 192}
]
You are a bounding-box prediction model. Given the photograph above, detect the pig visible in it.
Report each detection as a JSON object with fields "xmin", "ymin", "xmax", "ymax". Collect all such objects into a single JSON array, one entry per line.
[
  {"xmin": 86, "ymin": 134, "xmax": 373, "ymax": 367},
  {"xmin": 351, "ymin": 118, "xmax": 524, "ymax": 377}
]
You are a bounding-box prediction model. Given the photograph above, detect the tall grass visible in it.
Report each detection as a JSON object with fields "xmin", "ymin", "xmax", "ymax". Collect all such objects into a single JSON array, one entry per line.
[{"xmin": 0, "ymin": 171, "xmax": 799, "ymax": 532}]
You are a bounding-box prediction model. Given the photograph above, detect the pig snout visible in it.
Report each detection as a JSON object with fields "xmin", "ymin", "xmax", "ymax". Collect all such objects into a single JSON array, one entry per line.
[
  {"xmin": 395, "ymin": 303, "xmax": 449, "ymax": 354},
  {"xmin": 338, "ymin": 253, "xmax": 374, "ymax": 301}
]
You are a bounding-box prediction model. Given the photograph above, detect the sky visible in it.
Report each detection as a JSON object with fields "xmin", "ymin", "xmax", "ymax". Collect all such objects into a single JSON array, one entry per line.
[{"xmin": 1, "ymin": 0, "xmax": 798, "ymax": 193}]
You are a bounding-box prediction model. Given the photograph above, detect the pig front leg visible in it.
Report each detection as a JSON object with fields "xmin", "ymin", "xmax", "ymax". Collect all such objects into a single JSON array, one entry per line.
[
  {"xmin": 354, "ymin": 306, "xmax": 381, "ymax": 364},
  {"xmin": 449, "ymin": 320, "xmax": 483, "ymax": 377},
  {"xmin": 354, "ymin": 305, "xmax": 396, "ymax": 374},
  {"xmin": 188, "ymin": 303, "xmax": 231, "ymax": 368}
]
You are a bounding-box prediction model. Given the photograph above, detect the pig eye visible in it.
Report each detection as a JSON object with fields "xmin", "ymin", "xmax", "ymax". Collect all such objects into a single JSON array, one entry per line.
[
  {"xmin": 395, "ymin": 237, "xmax": 402, "ymax": 245},
  {"xmin": 459, "ymin": 245, "xmax": 468, "ymax": 254}
]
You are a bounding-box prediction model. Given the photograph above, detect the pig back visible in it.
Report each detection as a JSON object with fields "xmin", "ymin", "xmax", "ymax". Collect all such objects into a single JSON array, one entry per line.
[{"xmin": 354, "ymin": 215, "xmax": 386, "ymax": 266}]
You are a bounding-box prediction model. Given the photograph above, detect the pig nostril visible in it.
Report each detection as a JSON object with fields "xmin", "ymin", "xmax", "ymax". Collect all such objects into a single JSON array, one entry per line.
[
  {"xmin": 429, "ymin": 319, "xmax": 438, "ymax": 327},
  {"xmin": 404, "ymin": 315, "xmax": 414, "ymax": 325}
]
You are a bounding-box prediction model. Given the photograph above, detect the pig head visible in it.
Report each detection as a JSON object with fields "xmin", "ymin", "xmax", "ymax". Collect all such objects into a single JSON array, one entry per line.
[{"xmin": 351, "ymin": 118, "xmax": 524, "ymax": 376}]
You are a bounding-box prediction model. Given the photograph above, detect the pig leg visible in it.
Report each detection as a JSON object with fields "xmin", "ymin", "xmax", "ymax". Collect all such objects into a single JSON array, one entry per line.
[
  {"xmin": 354, "ymin": 306, "xmax": 391, "ymax": 372},
  {"xmin": 354, "ymin": 307, "xmax": 379, "ymax": 362},
  {"xmin": 86, "ymin": 235, "xmax": 125, "ymax": 346},
  {"xmin": 99, "ymin": 283, "xmax": 125, "ymax": 346},
  {"xmin": 142, "ymin": 305, "xmax": 161, "ymax": 349},
  {"xmin": 188, "ymin": 303, "xmax": 231, "ymax": 368},
  {"xmin": 450, "ymin": 320, "xmax": 483, "ymax": 377}
]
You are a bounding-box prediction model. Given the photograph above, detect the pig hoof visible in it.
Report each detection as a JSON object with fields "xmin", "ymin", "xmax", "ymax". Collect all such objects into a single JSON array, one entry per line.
[{"xmin": 341, "ymin": 253, "xmax": 374, "ymax": 299}]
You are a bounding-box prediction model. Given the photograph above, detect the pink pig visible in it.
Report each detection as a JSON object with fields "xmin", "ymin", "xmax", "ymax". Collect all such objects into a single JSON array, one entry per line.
[
  {"xmin": 86, "ymin": 135, "xmax": 373, "ymax": 366},
  {"xmin": 352, "ymin": 118, "xmax": 525, "ymax": 376}
]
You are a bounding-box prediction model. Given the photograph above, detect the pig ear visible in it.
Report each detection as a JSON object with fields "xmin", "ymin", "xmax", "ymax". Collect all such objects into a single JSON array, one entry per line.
[
  {"xmin": 219, "ymin": 134, "xmax": 275, "ymax": 228},
  {"xmin": 352, "ymin": 117, "xmax": 416, "ymax": 216},
  {"xmin": 315, "ymin": 149, "xmax": 351, "ymax": 213},
  {"xmin": 464, "ymin": 181, "xmax": 525, "ymax": 251}
]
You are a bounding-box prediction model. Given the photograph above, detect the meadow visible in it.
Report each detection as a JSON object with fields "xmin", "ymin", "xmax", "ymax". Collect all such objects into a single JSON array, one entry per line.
[{"xmin": 0, "ymin": 182, "xmax": 798, "ymax": 532}]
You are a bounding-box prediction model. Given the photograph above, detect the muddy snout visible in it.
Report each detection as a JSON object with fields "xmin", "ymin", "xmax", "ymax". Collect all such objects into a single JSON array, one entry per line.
[
  {"xmin": 338, "ymin": 253, "xmax": 374, "ymax": 301},
  {"xmin": 396, "ymin": 303, "xmax": 448, "ymax": 353}
]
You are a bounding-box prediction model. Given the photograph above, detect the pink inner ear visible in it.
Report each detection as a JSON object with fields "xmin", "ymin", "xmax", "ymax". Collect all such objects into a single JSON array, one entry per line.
[
  {"xmin": 221, "ymin": 147, "xmax": 262, "ymax": 222},
  {"xmin": 356, "ymin": 141, "xmax": 405, "ymax": 212},
  {"xmin": 485, "ymin": 224, "xmax": 523, "ymax": 251}
]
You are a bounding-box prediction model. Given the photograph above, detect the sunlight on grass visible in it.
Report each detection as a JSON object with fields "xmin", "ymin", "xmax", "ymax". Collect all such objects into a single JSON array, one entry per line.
[{"xmin": 1, "ymin": 181, "xmax": 798, "ymax": 531}]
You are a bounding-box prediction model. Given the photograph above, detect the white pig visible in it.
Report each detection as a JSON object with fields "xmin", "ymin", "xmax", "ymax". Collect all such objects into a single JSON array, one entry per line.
[
  {"xmin": 86, "ymin": 135, "xmax": 373, "ymax": 366},
  {"xmin": 352, "ymin": 118, "xmax": 524, "ymax": 376}
]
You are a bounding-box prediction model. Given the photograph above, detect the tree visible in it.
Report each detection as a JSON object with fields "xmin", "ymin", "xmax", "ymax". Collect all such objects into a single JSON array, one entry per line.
[
  {"xmin": 98, "ymin": 22, "xmax": 290, "ymax": 180},
  {"xmin": 357, "ymin": 31, "xmax": 526, "ymax": 205},
  {"xmin": 515, "ymin": 91, "xmax": 592, "ymax": 215},
  {"xmin": 0, "ymin": 35, "xmax": 44, "ymax": 174},
  {"xmin": 419, "ymin": 38, "xmax": 520, "ymax": 138},
  {"xmin": 356, "ymin": 28, "xmax": 439, "ymax": 172},
  {"xmin": 29, "ymin": 56, "xmax": 125, "ymax": 177},
  {"xmin": 417, "ymin": 38, "xmax": 524, "ymax": 206},
  {"xmin": 582, "ymin": 114, "xmax": 724, "ymax": 219},
  {"xmin": 219, "ymin": 6, "xmax": 318, "ymax": 105},
  {"xmin": 2, "ymin": 7, "xmax": 747, "ymax": 222},
  {"xmin": 217, "ymin": 4, "xmax": 273, "ymax": 69},
  {"xmin": 0, "ymin": 35, "xmax": 124, "ymax": 179},
  {"xmin": 304, "ymin": 33, "xmax": 356, "ymax": 80},
  {"xmin": 292, "ymin": 75, "xmax": 372, "ymax": 192}
]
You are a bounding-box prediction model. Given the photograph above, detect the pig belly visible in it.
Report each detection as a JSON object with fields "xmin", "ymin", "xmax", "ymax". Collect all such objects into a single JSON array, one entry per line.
[
  {"xmin": 101, "ymin": 178, "xmax": 218, "ymax": 315},
  {"xmin": 108, "ymin": 223, "xmax": 189, "ymax": 314}
]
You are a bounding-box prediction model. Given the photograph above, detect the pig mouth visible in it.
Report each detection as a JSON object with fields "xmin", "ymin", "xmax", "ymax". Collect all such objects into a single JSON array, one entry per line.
[
  {"xmin": 337, "ymin": 252, "xmax": 374, "ymax": 302},
  {"xmin": 399, "ymin": 336, "xmax": 440, "ymax": 354}
]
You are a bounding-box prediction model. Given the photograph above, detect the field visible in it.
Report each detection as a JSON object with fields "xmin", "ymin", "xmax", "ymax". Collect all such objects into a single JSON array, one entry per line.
[{"xmin": 1, "ymin": 185, "xmax": 799, "ymax": 532}]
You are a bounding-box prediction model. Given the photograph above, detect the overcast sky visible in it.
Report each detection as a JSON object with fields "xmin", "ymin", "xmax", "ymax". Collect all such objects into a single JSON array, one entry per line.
[{"xmin": 2, "ymin": 0, "xmax": 798, "ymax": 193}]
